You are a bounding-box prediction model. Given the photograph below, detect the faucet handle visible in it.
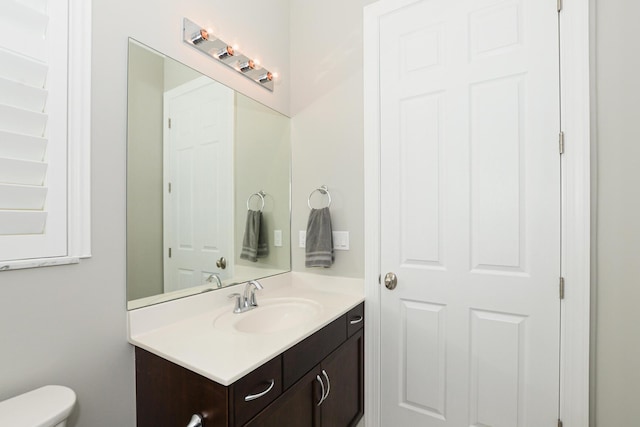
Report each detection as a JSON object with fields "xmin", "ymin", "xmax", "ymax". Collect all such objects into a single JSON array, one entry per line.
[
  {"xmin": 247, "ymin": 280, "xmax": 263, "ymax": 307},
  {"xmin": 248, "ymin": 290, "xmax": 259, "ymax": 307},
  {"xmin": 228, "ymin": 293, "xmax": 242, "ymax": 313}
]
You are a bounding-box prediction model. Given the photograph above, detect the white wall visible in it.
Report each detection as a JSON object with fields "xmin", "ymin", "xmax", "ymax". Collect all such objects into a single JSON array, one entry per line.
[
  {"xmin": 290, "ymin": 0, "xmax": 376, "ymax": 277},
  {"xmin": 593, "ymin": 0, "xmax": 640, "ymax": 425},
  {"xmin": 126, "ymin": 43, "xmax": 164, "ymax": 301},
  {"xmin": 126, "ymin": 48, "xmax": 204, "ymax": 302},
  {"xmin": 234, "ymin": 94, "xmax": 291, "ymax": 273},
  {"xmin": 0, "ymin": 1, "xmax": 290, "ymax": 426}
]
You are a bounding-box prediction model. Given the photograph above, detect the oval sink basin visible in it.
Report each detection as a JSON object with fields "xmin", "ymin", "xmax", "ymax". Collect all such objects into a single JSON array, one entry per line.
[{"xmin": 214, "ymin": 298, "xmax": 323, "ymax": 334}]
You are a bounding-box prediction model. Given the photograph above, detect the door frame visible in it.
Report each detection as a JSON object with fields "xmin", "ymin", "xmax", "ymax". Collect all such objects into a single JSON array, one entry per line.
[{"xmin": 363, "ymin": 1, "xmax": 593, "ymax": 426}]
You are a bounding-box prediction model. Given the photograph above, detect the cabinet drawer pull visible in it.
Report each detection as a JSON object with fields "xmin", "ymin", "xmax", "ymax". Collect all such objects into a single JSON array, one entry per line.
[
  {"xmin": 321, "ymin": 369, "xmax": 331, "ymax": 399},
  {"xmin": 349, "ymin": 315, "xmax": 363, "ymax": 325},
  {"xmin": 186, "ymin": 414, "xmax": 203, "ymax": 427},
  {"xmin": 244, "ymin": 379, "xmax": 275, "ymax": 402},
  {"xmin": 316, "ymin": 375, "xmax": 326, "ymax": 406}
]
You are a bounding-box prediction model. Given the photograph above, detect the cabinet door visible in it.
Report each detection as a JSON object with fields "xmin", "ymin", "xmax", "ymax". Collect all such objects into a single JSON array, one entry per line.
[
  {"xmin": 320, "ymin": 330, "xmax": 364, "ymax": 427},
  {"xmin": 244, "ymin": 367, "xmax": 321, "ymax": 427},
  {"xmin": 135, "ymin": 347, "xmax": 229, "ymax": 427}
]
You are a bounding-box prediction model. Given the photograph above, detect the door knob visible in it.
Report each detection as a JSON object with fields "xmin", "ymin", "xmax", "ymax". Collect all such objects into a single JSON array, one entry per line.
[
  {"xmin": 384, "ymin": 272, "xmax": 398, "ymax": 290},
  {"xmin": 216, "ymin": 257, "xmax": 227, "ymax": 269}
]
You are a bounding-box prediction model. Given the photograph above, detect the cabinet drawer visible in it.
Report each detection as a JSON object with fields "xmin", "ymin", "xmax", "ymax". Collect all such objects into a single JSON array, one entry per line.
[
  {"xmin": 346, "ymin": 303, "xmax": 364, "ymax": 337},
  {"xmin": 282, "ymin": 314, "xmax": 347, "ymax": 390},
  {"xmin": 232, "ymin": 356, "xmax": 282, "ymax": 426}
]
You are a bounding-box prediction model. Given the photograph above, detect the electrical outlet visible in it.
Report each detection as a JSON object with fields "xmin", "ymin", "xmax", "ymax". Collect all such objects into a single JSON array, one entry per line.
[
  {"xmin": 274, "ymin": 230, "xmax": 282, "ymax": 247},
  {"xmin": 299, "ymin": 230, "xmax": 306, "ymax": 248}
]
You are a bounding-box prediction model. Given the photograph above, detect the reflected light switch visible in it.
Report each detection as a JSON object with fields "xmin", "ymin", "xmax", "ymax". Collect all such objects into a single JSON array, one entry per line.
[
  {"xmin": 274, "ymin": 230, "xmax": 282, "ymax": 247},
  {"xmin": 333, "ymin": 231, "xmax": 349, "ymax": 250}
]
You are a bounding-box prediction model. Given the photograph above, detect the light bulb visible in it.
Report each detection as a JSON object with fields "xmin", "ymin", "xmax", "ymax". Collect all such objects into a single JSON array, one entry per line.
[
  {"xmin": 239, "ymin": 59, "xmax": 256, "ymax": 72},
  {"xmin": 216, "ymin": 45, "xmax": 234, "ymax": 59},
  {"xmin": 191, "ymin": 29, "xmax": 209, "ymax": 45},
  {"xmin": 258, "ymin": 72, "xmax": 273, "ymax": 83}
]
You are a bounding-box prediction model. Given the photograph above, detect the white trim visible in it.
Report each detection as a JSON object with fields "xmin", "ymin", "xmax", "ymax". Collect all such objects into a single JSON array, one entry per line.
[
  {"xmin": 363, "ymin": 1, "xmax": 591, "ymax": 426},
  {"xmin": 0, "ymin": 256, "xmax": 80, "ymax": 271},
  {"xmin": 67, "ymin": 0, "xmax": 92, "ymax": 259},
  {"xmin": 363, "ymin": 2, "xmax": 384, "ymax": 426},
  {"xmin": 559, "ymin": 0, "xmax": 592, "ymax": 425}
]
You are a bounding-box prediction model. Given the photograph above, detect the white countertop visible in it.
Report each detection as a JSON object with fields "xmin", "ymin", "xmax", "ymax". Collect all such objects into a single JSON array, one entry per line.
[{"xmin": 128, "ymin": 272, "xmax": 364, "ymax": 386}]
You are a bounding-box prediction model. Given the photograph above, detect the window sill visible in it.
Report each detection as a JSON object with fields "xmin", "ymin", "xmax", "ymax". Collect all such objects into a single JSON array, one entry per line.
[{"xmin": 0, "ymin": 256, "xmax": 83, "ymax": 271}]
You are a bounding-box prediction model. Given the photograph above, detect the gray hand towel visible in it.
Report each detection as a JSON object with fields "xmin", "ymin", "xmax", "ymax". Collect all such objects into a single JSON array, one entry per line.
[
  {"xmin": 305, "ymin": 207, "xmax": 334, "ymax": 268},
  {"xmin": 240, "ymin": 210, "xmax": 269, "ymax": 261},
  {"xmin": 257, "ymin": 211, "xmax": 268, "ymax": 259}
]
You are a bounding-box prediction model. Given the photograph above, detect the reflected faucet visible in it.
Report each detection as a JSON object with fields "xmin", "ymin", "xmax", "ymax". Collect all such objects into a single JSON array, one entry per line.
[
  {"xmin": 229, "ymin": 280, "xmax": 264, "ymax": 314},
  {"xmin": 206, "ymin": 273, "xmax": 223, "ymax": 288}
]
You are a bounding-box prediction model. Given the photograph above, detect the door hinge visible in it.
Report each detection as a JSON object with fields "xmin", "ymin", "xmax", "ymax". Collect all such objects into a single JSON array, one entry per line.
[
  {"xmin": 168, "ymin": 248, "xmax": 172, "ymax": 258},
  {"xmin": 559, "ymin": 277, "xmax": 565, "ymax": 300},
  {"xmin": 168, "ymin": 182, "xmax": 172, "ymax": 193},
  {"xmin": 559, "ymin": 131, "xmax": 565, "ymax": 155},
  {"xmin": 168, "ymin": 118, "xmax": 172, "ymax": 129},
  {"xmin": 557, "ymin": 0, "xmax": 563, "ymax": 12},
  {"xmin": 558, "ymin": 419, "xmax": 564, "ymax": 427}
]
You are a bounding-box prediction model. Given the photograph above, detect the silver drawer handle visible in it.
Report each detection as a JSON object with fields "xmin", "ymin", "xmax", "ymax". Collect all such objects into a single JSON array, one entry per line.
[
  {"xmin": 321, "ymin": 369, "xmax": 331, "ymax": 400},
  {"xmin": 316, "ymin": 374, "xmax": 326, "ymax": 406},
  {"xmin": 349, "ymin": 315, "xmax": 363, "ymax": 325},
  {"xmin": 186, "ymin": 414, "xmax": 202, "ymax": 427},
  {"xmin": 244, "ymin": 379, "xmax": 275, "ymax": 401}
]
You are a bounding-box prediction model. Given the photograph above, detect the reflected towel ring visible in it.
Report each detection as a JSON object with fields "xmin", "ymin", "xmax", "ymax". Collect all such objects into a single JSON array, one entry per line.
[
  {"xmin": 308, "ymin": 185, "xmax": 332, "ymax": 209},
  {"xmin": 247, "ymin": 191, "xmax": 266, "ymax": 211}
]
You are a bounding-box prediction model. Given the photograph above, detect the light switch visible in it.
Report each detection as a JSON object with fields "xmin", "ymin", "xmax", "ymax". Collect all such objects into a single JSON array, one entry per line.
[
  {"xmin": 274, "ymin": 230, "xmax": 282, "ymax": 247},
  {"xmin": 299, "ymin": 230, "xmax": 306, "ymax": 248},
  {"xmin": 332, "ymin": 231, "xmax": 350, "ymax": 250}
]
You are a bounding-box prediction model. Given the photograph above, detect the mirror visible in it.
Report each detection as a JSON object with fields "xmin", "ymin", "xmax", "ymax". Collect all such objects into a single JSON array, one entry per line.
[{"xmin": 126, "ymin": 39, "xmax": 291, "ymax": 310}]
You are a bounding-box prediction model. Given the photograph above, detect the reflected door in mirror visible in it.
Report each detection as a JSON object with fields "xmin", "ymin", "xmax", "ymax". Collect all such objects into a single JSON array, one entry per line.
[{"xmin": 163, "ymin": 77, "xmax": 234, "ymax": 292}]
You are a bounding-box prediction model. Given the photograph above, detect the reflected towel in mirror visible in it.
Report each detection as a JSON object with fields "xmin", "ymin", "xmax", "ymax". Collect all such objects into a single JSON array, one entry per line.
[{"xmin": 240, "ymin": 210, "xmax": 268, "ymax": 262}]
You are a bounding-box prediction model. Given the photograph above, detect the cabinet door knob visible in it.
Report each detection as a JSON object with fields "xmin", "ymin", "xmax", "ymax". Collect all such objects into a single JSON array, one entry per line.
[
  {"xmin": 316, "ymin": 374, "xmax": 326, "ymax": 406},
  {"xmin": 186, "ymin": 414, "xmax": 203, "ymax": 427},
  {"xmin": 244, "ymin": 379, "xmax": 275, "ymax": 401}
]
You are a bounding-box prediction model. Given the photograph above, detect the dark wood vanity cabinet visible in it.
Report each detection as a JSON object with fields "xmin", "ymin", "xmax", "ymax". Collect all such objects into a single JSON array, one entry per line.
[
  {"xmin": 246, "ymin": 330, "xmax": 364, "ymax": 427},
  {"xmin": 135, "ymin": 302, "xmax": 364, "ymax": 427}
]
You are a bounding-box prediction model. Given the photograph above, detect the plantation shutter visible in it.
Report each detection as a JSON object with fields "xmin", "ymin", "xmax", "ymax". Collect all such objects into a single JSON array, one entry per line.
[{"xmin": 0, "ymin": 0, "xmax": 70, "ymax": 262}]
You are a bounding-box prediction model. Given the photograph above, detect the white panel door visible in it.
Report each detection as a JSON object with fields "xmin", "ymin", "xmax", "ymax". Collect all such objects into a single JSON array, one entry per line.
[
  {"xmin": 163, "ymin": 77, "xmax": 234, "ymax": 292},
  {"xmin": 379, "ymin": 0, "xmax": 560, "ymax": 426}
]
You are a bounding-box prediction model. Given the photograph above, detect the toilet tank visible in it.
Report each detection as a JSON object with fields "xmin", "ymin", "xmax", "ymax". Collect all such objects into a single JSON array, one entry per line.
[{"xmin": 0, "ymin": 385, "xmax": 76, "ymax": 427}]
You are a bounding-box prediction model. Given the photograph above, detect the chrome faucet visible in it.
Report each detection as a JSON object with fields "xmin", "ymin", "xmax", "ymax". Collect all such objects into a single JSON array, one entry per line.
[
  {"xmin": 228, "ymin": 280, "xmax": 264, "ymax": 313},
  {"xmin": 205, "ymin": 273, "xmax": 223, "ymax": 288}
]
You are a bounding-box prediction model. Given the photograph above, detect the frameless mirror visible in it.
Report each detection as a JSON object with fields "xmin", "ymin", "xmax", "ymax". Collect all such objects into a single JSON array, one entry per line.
[{"xmin": 126, "ymin": 39, "xmax": 291, "ymax": 310}]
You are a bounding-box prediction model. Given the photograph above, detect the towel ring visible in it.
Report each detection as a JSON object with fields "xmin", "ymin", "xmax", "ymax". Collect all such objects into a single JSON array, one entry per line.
[
  {"xmin": 308, "ymin": 185, "xmax": 331, "ymax": 209},
  {"xmin": 247, "ymin": 191, "xmax": 266, "ymax": 211}
]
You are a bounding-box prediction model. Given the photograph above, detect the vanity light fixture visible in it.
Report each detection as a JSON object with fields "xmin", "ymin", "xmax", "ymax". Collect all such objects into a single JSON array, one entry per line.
[{"xmin": 183, "ymin": 18, "xmax": 276, "ymax": 91}]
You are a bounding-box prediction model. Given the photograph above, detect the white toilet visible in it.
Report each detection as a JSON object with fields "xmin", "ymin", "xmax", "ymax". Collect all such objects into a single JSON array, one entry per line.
[{"xmin": 0, "ymin": 385, "xmax": 76, "ymax": 427}]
